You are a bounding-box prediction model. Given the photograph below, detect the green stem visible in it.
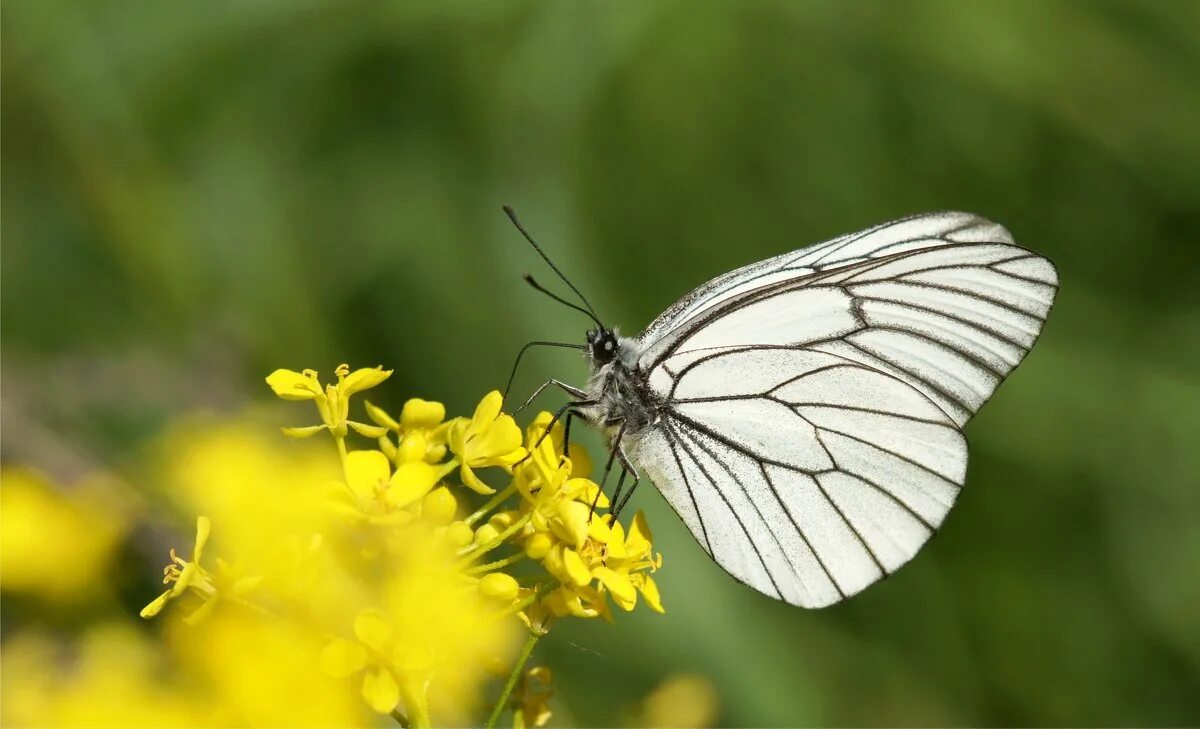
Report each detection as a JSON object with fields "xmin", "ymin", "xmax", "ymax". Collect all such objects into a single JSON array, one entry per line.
[
  {"xmin": 466, "ymin": 551, "xmax": 527, "ymax": 575},
  {"xmin": 465, "ymin": 482, "xmax": 517, "ymax": 526},
  {"xmin": 334, "ymin": 435, "xmax": 349, "ymax": 477},
  {"xmin": 457, "ymin": 512, "xmax": 532, "ymax": 567},
  {"xmin": 389, "ymin": 708, "xmax": 411, "ymax": 728},
  {"xmin": 484, "ymin": 631, "xmax": 540, "ymax": 729},
  {"xmin": 399, "ymin": 677, "xmax": 431, "ymax": 729}
]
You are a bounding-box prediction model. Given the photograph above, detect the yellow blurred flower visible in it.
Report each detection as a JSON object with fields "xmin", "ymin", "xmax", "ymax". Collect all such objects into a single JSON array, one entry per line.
[
  {"xmin": 129, "ymin": 365, "xmax": 667, "ymax": 727},
  {"xmin": 140, "ymin": 516, "xmax": 259, "ymax": 625},
  {"xmin": 175, "ymin": 611, "xmax": 365, "ymax": 727},
  {"xmin": 0, "ymin": 624, "xmax": 212, "ymax": 728},
  {"xmin": 512, "ymin": 667, "xmax": 554, "ymax": 729},
  {"xmin": 0, "ymin": 468, "xmax": 129, "ymax": 602},
  {"xmin": 634, "ymin": 674, "xmax": 719, "ymax": 729}
]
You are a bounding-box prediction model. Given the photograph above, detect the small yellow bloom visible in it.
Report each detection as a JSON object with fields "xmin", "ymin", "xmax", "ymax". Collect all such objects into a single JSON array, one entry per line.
[
  {"xmin": 512, "ymin": 666, "xmax": 554, "ymax": 729},
  {"xmin": 367, "ymin": 397, "xmax": 452, "ymax": 465},
  {"xmin": 321, "ymin": 609, "xmax": 402, "ymax": 714},
  {"xmin": 636, "ymin": 674, "xmax": 718, "ymax": 729},
  {"xmin": 330, "ymin": 449, "xmax": 449, "ymax": 525},
  {"xmin": 140, "ymin": 516, "xmax": 214, "ymax": 619},
  {"xmin": 447, "ymin": 391, "xmax": 526, "ymax": 495},
  {"xmin": 0, "ymin": 468, "xmax": 129, "ymax": 602},
  {"xmin": 266, "ymin": 364, "xmax": 392, "ymax": 438},
  {"xmin": 479, "ymin": 573, "xmax": 520, "ymax": 601}
]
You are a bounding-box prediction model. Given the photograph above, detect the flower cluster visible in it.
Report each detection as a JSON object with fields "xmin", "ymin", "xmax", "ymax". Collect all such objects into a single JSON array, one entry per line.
[{"xmin": 133, "ymin": 364, "xmax": 664, "ymax": 727}]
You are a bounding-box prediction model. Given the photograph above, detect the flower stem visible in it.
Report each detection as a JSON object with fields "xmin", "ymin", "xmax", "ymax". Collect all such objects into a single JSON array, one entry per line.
[
  {"xmin": 485, "ymin": 631, "xmax": 540, "ymax": 729},
  {"xmin": 334, "ymin": 435, "xmax": 349, "ymax": 476},
  {"xmin": 457, "ymin": 512, "xmax": 532, "ymax": 567},
  {"xmin": 465, "ymin": 483, "xmax": 517, "ymax": 526},
  {"xmin": 466, "ymin": 551, "xmax": 527, "ymax": 575},
  {"xmin": 399, "ymin": 678, "xmax": 431, "ymax": 729}
]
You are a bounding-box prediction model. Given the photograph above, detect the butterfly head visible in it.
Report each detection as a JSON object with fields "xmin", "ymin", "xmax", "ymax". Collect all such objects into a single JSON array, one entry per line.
[{"xmin": 586, "ymin": 328, "xmax": 620, "ymax": 366}]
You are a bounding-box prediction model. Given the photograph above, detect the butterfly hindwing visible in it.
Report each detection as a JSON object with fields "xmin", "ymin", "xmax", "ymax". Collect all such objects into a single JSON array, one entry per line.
[{"xmin": 628, "ymin": 212, "xmax": 1057, "ymax": 607}]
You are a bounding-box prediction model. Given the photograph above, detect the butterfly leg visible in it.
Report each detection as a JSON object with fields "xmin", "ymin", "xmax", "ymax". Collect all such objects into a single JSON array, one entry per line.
[
  {"xmin": 589, "ymin": 420, "xmax": 628, "ymax": 519},
  {"xmin": 517, "ymin": 398, "xmax": 596, "ymax": 466},
  {"xmin": 611, "ymin": 446, "xmax": 641, "ymax": 519},
  {"xmin": 605, "ymin": 468, "xmax": 628, "ymax": 516}
]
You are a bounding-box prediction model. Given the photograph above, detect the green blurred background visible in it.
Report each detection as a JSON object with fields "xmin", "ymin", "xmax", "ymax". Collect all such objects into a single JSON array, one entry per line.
[{"xmin": 3, "ymin": 1, "xmax": 1199, "ymax": 725}]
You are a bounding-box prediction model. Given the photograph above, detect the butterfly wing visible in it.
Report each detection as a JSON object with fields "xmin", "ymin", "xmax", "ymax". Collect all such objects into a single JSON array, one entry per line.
[{"xmin": 628, "ymin": 212, "xmax": 1058, "ymax": 607}]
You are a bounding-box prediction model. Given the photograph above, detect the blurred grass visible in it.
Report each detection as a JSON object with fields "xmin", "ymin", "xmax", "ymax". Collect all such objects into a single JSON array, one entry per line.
[{"xmin": 2, "ymin": 0, "xmax": 1199, "ymax": 725}]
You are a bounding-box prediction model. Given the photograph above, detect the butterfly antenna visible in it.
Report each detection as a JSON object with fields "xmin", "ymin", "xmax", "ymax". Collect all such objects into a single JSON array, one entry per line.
[
  {"xmin": 503, "ymin": 205, "xmax": 605, "ymax": 328},
  {"xmin": 522, "ymin": 274, "xmax": 603, "ymax": 328}
]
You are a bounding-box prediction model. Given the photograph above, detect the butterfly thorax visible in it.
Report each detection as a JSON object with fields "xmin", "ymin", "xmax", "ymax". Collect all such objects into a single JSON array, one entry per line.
[{"xmin": 582, "ymin": 328, "xmax": 661, "ymax": 440}]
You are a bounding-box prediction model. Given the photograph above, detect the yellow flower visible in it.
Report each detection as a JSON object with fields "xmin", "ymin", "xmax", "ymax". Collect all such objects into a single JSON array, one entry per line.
[
  {"xmin": 328, "ymin": 449, "xmax": 449, "ymax": 526},
  {"xmin": 140, "ymin": 516, "xmax": 216, "ymax": 620},
  {"xmin": 512, "ymin": 666, "xmax": 554, "ymax": 728},
  {"xmin": 321, "ymin": 609, "xmax": 404, "ymax": 714},
  {"xmin": 595, "ymin": 511, "xmax": 665, "ymax": 613},
  {"xmin": 266, "ymin": 364, "xmax": 392, "ymax": 438},
  {"xmin": 0, "ymin": 468, "xmax": 129, "ymax": 602},
  {"xmin": 447, "ymin": 391, "xmax": 526, "ymax": 494},
  {"xmin": 366, "ymin": 397, "xmax": 452, "ymax": 464},
  {"xmin": 635, "ymin": 674, "xmax": 718, "ymax": 729},
  {"xmin": 140, "ymin": 515, "xmax": 262, "ymax": 625}
]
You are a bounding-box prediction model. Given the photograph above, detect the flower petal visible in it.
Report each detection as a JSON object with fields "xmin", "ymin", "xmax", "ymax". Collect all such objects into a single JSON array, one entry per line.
[
  {"xmin": 459, "ymin": 464, "xmax": 496, "ymax": 495},
  {"xmin": 348, "ymin": 421, "xmax": 389, "ymax": 439},
  {"xmin": 281, "ymin": 424, "xmax": 328, "ymax": 439},
  {"xmin": 594, "ymin": 567, "xmax": 637, "ymax": 611},
  {"xmin": 345, "ymin": 450, "xmax": 391, "ymax": 499},
  {"xmin": 562, "ymin": 548, "xmax": 592, "ymax": 587},
  {"xmin": 568, "ymin": 444, "xmax": 593, "ymax": 479},
  {"xmin": 361, "ymin": 667, "xmax": 400, "ymax": 714},
  {"xmin": 321, "ymin": 639, "xmax": 368, "ymax": 678},
  {"xmin": 627, "ymin": 510, "xmax": 654, "ymax": 556},
  {"xmin": 364, "ymin": 400, "xmax": 401, "ymax": 430},
  {"xmin": 471, "ymin": 415, "xmax": 524, "ymax": 463},
  {"xmin": 469, "ymin": 391, "xmax": 504, "ymax": 433},
  {"xmin": 339, "ymin": 367, "xmax": 393, "ymax": 397},
  {"xmin": 193, "ymin": 516, "xmax": 211, "ymax": 562},
  {"xmin": 386, "ymin": 462, "xmax": 440, "ymax": 509},
  {"xmin": 556, "ymin": 500, "xmax": 590, "ymax": 550},
  {"xmin": 400, "ymin": 398, "xmax": 446, "ymax": 430},
  {"xmin": 354, "ymin": 608, "xmax": 393, "ymax": 652},
  {"xmin": 638, "ymin": 574, "xmax": 665, "ymax": 614},
  {"xmin": 265, "ymin": 369, "xmax": 322, "ymax": 400},
  {"xmin": 139, "ymin": 590, "xmax": 173, "ymax": 618}
]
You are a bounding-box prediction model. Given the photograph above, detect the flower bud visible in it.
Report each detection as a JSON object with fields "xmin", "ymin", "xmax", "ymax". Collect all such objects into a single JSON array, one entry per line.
[
  {"xmin": 445, "ymin": 521, "xmax": 474, "ymax": 548},
  {"xmin": 524, "ymin": 532, "xmax": 553, "ymax": 560},
  {"xmin": 474, "ymin": 523, "xmax": 500, "ymax": 546},
  {"xmin": 401, "ymin": 398, "xmax": 445, "ymax": 430},
  {"xmin": 398, "ymin": 431, "xmax": 428, "ymax": 463},
  {"xmin": 421, "ymin": 487, "xmax": 457, "ymax": 524},
  {"xmin": 478, "ymin": 573, "xmax": 519, "ymax": 601}
]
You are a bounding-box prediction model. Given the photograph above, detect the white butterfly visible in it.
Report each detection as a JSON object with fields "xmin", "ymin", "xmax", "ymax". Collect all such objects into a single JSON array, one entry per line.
[{"xmin": 505, "ymin": 208, "xmax": 1058, "ymax": 608}]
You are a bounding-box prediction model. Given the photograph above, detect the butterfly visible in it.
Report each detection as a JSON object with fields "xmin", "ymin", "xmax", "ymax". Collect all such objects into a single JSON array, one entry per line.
[{"xmin": 503, "ymin": 207, "xmax": 1058, "ymax": 608}]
